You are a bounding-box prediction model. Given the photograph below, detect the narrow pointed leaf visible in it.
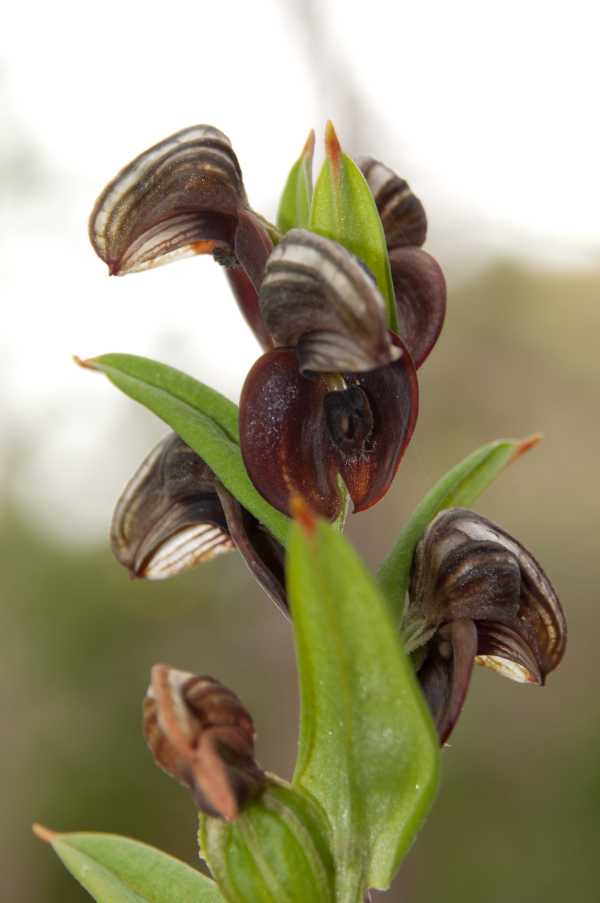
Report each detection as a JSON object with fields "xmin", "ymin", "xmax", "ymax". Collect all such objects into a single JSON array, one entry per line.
[
  {"xmin": 35, "ymin": 827, "xmax": 224, "ymax": 902},
  {"xmin": 377, "ymin": 434, "xmax": 542, "ymax": 621},
  {"xmin": 277, "ymin": 130, "xmax": 315, "ymax": 233},
  {"xmin": 288, "ymin": 507, "xmax": 439, "ymax": 892},
  {"xmin": 79, "ymin": 354, "xmax": 290, "ymax": 546},
  {"xmin": 309, "ymin": 122, "xmax": 398, "ymax": 332}
]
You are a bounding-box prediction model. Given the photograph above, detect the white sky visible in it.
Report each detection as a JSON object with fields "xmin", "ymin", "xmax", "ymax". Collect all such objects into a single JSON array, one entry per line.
[{"xmin": 1, "ymin": 0, "xmax": 599, "ymax": 538}]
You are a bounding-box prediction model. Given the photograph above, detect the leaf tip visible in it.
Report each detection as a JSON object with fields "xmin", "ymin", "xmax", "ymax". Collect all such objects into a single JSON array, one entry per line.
[
  {"xmin": 301, "ymin": 128, "xmax": 316, "ymax": 161},
  {"xmin": 32, "ymin": 823, "xmax": 58, "ymax": 844},
  {"xmin": 73, "ymin": 354, "xmax": 97, "ymax": 371},
  {"xmin": 325, "ymin": 120, "xmax": 342, "ymax": 172},
  {"xmin": 510, "ymin": 432, "xmax": 543, "ymax": 463},
  {"xmin": 290, "ymin": 493, "xmax": 318, "ymax": 536}
]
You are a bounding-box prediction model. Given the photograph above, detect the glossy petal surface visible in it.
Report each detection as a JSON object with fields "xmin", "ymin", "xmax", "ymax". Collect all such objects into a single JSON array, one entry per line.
[
  {"xmin": 111, "ymin": 432, "xmax": 287, "ymax": 611},
  {"xmin": 240, "ymin": 349, "xmax": 340, "ymax": 519},
  {"xmin": 418, "ymin": 618, "xmax": 478, "ymax": 745},
  {"xmin": 240, "ymin": 338, "xmax": 418, "ymax": 519},
  {"xmin": 215, "ymin": 483, "xmax": 287, "ymax": 615},
  {"xmin": 390, "ymin": 246, "xmax": 447, "ymax": 368},
  {"xmin": 476, "ymin": 620, "xmax": 542, "ymax": 684},
  {"xmin": 359, "ymin": 156, "xmax": 427, "ymax": 249},
  {"xmin": 341, "ymin": 334, "xmax": 418, "ymax": 512},
  {"xmin": 260, "ymin": 229, "xmax": 399, "ymax": 373},
  {"xmin": 111, "ymin": 433, "xmax": 232, "ymax": 579},
  {"xmin": 89, "ymin": 125, "xmax": 246, "ymax": 274},
  {"xmin": 411, "ymin": 508, "xmax": 566, "ymax": 681},
  {"xmin": 233, "ymin": 209, "xmax": 273, "ymax": 291}
]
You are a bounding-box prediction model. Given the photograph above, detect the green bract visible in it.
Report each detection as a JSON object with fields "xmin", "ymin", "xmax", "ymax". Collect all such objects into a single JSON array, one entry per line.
[
  {"xmin": 287, "ymin": 507, "xmax": 439, "ymax": 897},
  {"xmin": 199, "ymin": 778, "xmax": 335, "ymax": 903},
  {"xmin": 36, "ymin": 827, "xmax": 224, "ymax": 903},
  {"xmin": 309, "ymin": 121, "xmax": 398, "ymax": 332},
  {"xmin": 276, "ymin": 130, "xmax": 315, "ymax": 233}
]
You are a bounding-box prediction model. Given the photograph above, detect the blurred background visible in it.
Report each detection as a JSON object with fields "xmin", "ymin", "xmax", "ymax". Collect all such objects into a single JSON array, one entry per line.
[{"xmin": 2, "ymin": 1, "xmax": 599, "ymax": 900}]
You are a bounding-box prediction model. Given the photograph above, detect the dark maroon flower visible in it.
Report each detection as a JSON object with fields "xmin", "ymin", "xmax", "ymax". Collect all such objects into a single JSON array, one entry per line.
[
  {"xmin": 360, "ymin": 157, "xmax": 446, "ymax": 368},
  {"xmin": 111, "ymin": 433, "xmax": 286, "ymax": 615},
  {"xmin": 89, "ymin": 128, "xmax": 449, "ymax": 524},
  {"xmin": 89, "ymin": 125, "xmax": 274, "ymax": 349},
  {"xmin": 239, "ymin": 229, "xmax": 419, "ymax": 520},
  {"xmin": 408, "ymin": 508, "xmax": 567, "ymax": 744}
]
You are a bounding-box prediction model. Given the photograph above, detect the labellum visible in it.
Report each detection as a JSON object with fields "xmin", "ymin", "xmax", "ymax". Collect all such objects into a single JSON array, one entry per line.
[
  {"xmin": 89, "ymin": 125, "xmax": 274, "ymax": 349},
  {"xmin": 144, "ymin": 665, "xmax": 265, "ymax": 819},
  {"xmin": 111, "ymin": 433, "xmax": 287, "ymax": 614},
  {"xmin": 360, "ymin": 156, "xmax": 446, "ymax": 368},
  {"xmin": 408, "ymin": 508, "xmax": 567, "ymax": 743},
  {"xmin": 240, "ymin": 230, "xmax": 418, "ymax": 519}
]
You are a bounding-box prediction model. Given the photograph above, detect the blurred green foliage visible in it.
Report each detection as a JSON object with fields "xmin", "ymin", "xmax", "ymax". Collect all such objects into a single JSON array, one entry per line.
[{"xmin": 3, "ymin": 260, "xmax": 599, "ymax": 902}]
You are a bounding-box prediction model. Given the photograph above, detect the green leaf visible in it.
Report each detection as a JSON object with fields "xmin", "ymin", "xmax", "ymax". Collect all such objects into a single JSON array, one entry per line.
[
  {"xmin": 199, "ymin": 777, "xmax": 335, "ymax": 903},
  {"xmin": 34, "ymin": 825, "xmax": 224, "ymax": 903},
  {"xmin": 79, "ymin": 354, "xmax": 290, "ymax": 546},
  {"xmin": 377, "ymin": 434, "xmax": 542, "ymax": 621},
  {"xmin": 287, "ymin": 505, "xmax": 439, "ymax": 895},
  {"xmin": 277, "ymin": 130, "xmax": 315, "ymax": 233},
  {"xmin": 309, "ymin": 121, "xmax": 398, "ymax": 332}
]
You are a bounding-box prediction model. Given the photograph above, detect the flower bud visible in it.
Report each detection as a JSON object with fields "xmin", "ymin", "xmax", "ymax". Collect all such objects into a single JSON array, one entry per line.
[
  {"xmin": 199, "ymin": 776, "xmax": 335, "ymax": 903},
  {"xmin": 408, "ymin": 508, "xmax": 567, "ymax": 742},
  {"xmin": 144, "ymin": 665, "xmax": 265, "ymax": 820}
]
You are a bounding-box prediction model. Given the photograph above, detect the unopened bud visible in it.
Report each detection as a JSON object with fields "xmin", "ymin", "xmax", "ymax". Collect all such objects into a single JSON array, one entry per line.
[{"xmin": 144, "ymin": 664, "xmax": 265, "ymax": 820}]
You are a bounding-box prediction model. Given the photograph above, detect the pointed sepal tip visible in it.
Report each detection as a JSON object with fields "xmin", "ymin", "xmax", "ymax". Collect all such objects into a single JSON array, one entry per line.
[
  {"xmin": 509, "ymin": 432, "xmax": 543, "ymax": 463},
  {"xmin": 324, "ymin": 120, "xmax": 342, "ymax": 171},
  {"xmin": 301, "ymin": 128, "xmax": 315, "ymax": 160},
  {"xmin": 32, "ymin": 823, "xmax": 58, "ymax": 844}
]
